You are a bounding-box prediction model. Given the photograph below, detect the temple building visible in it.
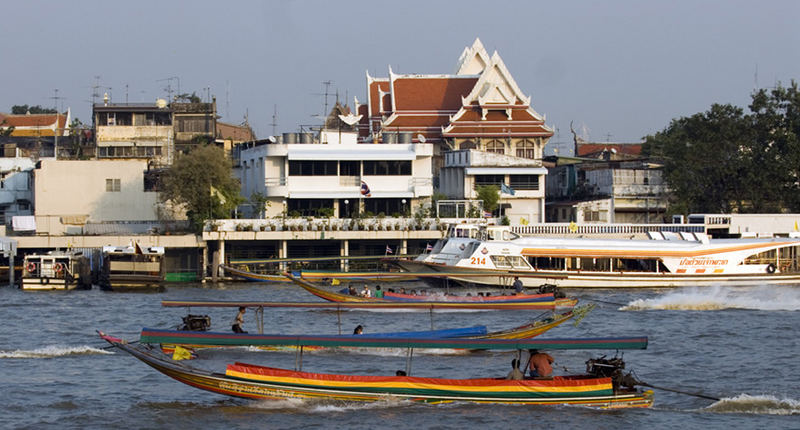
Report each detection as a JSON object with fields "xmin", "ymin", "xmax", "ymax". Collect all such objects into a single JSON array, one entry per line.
[{"xmin": 355, "ymin": 38, "xmax": 553, "ymax": 175}]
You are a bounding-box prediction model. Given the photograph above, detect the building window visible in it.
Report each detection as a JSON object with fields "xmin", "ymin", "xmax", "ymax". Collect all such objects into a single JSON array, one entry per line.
[
  {"xmin": 485, "ymin": 140, "xmax": 505, "ymax": 154},
  {"xmin": 363, "ymin": 161, "xmax": 411, "ymax": 175},
  {"xmin": 510, "ymin": 175, "xmax": 539, "ymax": 190},
  {"xmin": 515, "ymin": 140, "xmax": 536, "ymax": 159},
  {"xmin": 340, "ymin": 161, "xmax": 360, "ymax": 176},
  {"xmin": 474, "ymin": 175, "xmax": 504, "ymax": 188},
  {"xmin": 289, "ymin": 161, "xmax": 338, "ymax": 176},
  {"xmin": 105, "ymin": 178, "xmax": 121, "ymax": 192}
]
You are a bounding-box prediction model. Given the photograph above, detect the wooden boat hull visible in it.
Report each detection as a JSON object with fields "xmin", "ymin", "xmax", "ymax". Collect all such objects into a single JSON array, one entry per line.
[
  {"xmin": 148, "ymin": 309, "xmax": 577, "ymax": 354},
  {"xmin": 100, "ymin": 333, "xmax": 653, "ymax": 408},
  {"xmin": 286, "ymin": 273, "xmax": 577, "ymax": 309},
  {"xmin": 220, "ymin": 264, "xmax": 291, "ymax": 282}
]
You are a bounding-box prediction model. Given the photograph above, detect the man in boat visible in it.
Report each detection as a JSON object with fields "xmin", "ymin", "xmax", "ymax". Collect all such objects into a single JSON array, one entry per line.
[
  {"xmin": 360, "ymin": 285, "xmax": 372, "ymax": 297},
  {"xmin": 353, "ymin": 325, "xmax": 364, "ymax": 335},
  {"xmin": 527, "ymin": 349, "xmax": 554, "ymax": 378},
  {"xmin": 374, "ymin": 285, "xmax": 384, "ymax": 298},
  {"xmin": 232, "ymin": 307, "xmax": 247, "ymax": 333},
  {"xmin": 348, "ymin": 286, "xmax": 357, "ymax": 295},
  {"xmin": 506, "ymin": 358, "xmax": 524, "ymax": 380},
  {"xmin": 513, "ymin": 277, "xmax": 523, "ymax": 294}
]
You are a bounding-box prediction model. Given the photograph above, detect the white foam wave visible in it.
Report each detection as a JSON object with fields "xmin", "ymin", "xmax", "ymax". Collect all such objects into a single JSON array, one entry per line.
[
  {"xmin": 621, "ymin": 285, "xmax": 800, "ymax": 311},
  {"xmin": 249, "ymin": 396, "xmax": 411, "ymax": 412},
  {"xmin": 0, "ymin": 345, "xmax": 113, "ymax": 359},
  {"xmin": 703, "ymin": 393, "xmax": 800, "ymax": 415}
]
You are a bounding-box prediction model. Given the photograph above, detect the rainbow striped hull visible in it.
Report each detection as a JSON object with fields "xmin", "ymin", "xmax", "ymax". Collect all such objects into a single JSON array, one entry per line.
[{"xmin": 100, "ymin": 333, "xmax": 653, "ymax": 408}]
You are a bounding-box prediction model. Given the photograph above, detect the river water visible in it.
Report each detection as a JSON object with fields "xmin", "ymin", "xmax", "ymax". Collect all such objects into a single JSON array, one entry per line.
[{"xmin": 1, "ymin": 282, "xmax": 799, "ymax": 429}]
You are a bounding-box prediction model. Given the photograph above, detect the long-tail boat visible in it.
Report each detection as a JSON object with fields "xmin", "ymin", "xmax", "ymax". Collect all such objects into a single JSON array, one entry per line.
[
  {"xmin": 99, "ymin": 331, "xmax": 653, "ymax": 408},
  {"xmin": 285, "ymin": 273, "xmax": 577, "ymax": 308},
  {"xmin": 143, "ymin": 308, "xmax": 579, "ymax": 354}
]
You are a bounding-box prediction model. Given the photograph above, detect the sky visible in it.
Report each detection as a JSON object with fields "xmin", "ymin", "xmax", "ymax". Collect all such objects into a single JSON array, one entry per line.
[{"xmin": 1, "ymin": 0, "xmax": 798, "ymax": 155}]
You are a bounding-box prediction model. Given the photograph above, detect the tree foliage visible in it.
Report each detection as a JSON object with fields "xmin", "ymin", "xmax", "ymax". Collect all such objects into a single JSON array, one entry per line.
[
  {"xmin": 642, "ymin": 81, "xmax": 800, "ymax": 215},
  {"xmin": 158, "ymin": 144, "xmax": 242, "ymax": 231},
  {"xmin": 11, "ymin": 104, "xmax": 57, "ymax": 114},
  {"xmin": 476, "ymin": 184, "xmax": 500, "ymax": 214}
]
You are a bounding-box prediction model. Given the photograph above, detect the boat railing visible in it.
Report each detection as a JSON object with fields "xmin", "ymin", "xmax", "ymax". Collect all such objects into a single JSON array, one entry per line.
[{"xmin": 513, "ymin": 223, "xmax": 706, "ymax": 236}]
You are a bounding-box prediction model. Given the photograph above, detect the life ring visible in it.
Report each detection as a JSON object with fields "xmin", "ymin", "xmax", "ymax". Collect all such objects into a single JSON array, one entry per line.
[
  {"xmin": 54, "ymin": 263, "xmax": 64, "ymax": 274},
  {"xmin": 26, "ymin": 261, "xmax": 36, "ymax": 272},
  {"xmin": 766, "ymin": 263, "xmax": 776, "ymax": 274}
]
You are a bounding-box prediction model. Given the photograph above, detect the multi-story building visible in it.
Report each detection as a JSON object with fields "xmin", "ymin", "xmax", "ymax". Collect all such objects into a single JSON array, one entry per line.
[
  {"xmin": 0, "ymin": 156, "xmax": 35, "ymax": 226},
  {"xmin": 545, "ymin": 142, "xmax": 668, "ymax": 223},
  {"xmin": 237, "ymin": 103, "xmax": 433, "ymax": 219},
  {"xmin": 93, "ymin": 99, "xmax": 173, "ymax": 165},
  {"xmin": 355, "ymin": 38, "xmax": 553, "ymax": 177}
]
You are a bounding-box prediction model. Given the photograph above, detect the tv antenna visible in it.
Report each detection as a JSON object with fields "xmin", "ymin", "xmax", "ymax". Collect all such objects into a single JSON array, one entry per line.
[
  {"xmin": 270, "ymin": 104, "xmax": 278, "ymax": 136},
  {"xmin": 158, "ymin": 76, "xmax": 181, "ymax": 102},
  {"xmin": 312, "ymin": 80, "xmax": 334, "ymax": 118},
  {"xmin": 49, "ymin": 89, "xmax": 65, "ymax": 112}
]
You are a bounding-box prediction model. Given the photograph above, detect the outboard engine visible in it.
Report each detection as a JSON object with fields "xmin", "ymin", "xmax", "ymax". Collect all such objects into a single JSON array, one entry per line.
[
  {"xmin": 586, "ymin": 355, "xmax": 637, "ymax": 389},
  {"xmin": 538, "ymin": 283, "xmax": 566, "ymax": 298},
  {"xmin": 179, "ymin": 314, "xmax": 211, "ymax": 331}
]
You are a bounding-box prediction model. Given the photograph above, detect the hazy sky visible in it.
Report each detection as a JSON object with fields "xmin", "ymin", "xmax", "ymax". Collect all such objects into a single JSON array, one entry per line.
[{"xmin": 2, "ymin": 1, "xmax": 798, "ymax": 155}]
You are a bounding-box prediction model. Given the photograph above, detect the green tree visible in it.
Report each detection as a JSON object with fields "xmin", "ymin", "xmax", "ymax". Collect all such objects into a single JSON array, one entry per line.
[
  {"xmin": 749, "ymin": 81, "xmax": 800, "ymax": 211},
  {"xmin": 159, "ymin": 144, "xmax": 242, "ymax": 232},
  {"xmin": 475, "ymin": 184, "xmax": 500, "ymax": 215},
  {"xmin": 643, "ymin": 104, "xmax": 751, "ymax": 214},
  {"xmin": 11, "ymin": 104, "xmax": 57, "ymax": 114}
]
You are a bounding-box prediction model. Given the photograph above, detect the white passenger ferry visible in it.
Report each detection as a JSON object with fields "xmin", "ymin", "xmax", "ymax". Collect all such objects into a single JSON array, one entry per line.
[{"xmin": 394, "ymin": 223, "xmax": 800, "ymax": 288}]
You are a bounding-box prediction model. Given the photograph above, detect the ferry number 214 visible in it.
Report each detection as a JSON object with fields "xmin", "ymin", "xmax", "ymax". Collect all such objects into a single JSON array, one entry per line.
[{"xmin": 470, "ymin": 257, "xmax": 486, "ymax": 265}]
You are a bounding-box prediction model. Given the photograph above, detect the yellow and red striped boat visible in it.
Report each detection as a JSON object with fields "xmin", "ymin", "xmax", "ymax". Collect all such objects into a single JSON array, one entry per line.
[{"xmin": 99, "ymin": 332, "xmax": 653, "ymax": 408}]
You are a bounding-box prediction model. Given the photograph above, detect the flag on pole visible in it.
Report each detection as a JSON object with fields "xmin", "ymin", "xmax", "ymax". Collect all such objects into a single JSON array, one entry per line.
[
  {"xmin": 500, "ymin": 183, "xmax": 515, "ymax": 196},
  {"xmin": 426, "ymin": 243, "xmax": 433, "ymax": 252},
  {"xmin": 210, "ymin": 185, "xmax": 227, "ymax": 205},
  {"xmin": 385, "ymin": 245, "xmax": 393, "ymax": 254},
  {"xmin": 360, "ymin": 181, "xmax": 371, "ymax": 197}
]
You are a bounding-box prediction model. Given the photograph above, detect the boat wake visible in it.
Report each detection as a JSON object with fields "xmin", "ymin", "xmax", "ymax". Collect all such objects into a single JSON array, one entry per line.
[
  {"xmin": 703, "ymin": 394, "xmax": 800, "ymax": 415},
  {"xmin": 620, "ymin": 286, "xmax": 800, "ymax": 311},
  {"xmin": 0, "ymin": 345, "xmax": 113, "ymax": 359},
  {"xmin": 250, "ymin": 396, "xmax": 413, "ymax": 412}
]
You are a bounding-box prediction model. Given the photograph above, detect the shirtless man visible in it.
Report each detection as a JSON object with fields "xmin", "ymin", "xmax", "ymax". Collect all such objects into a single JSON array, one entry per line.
[{"xmin": 528, "ymin": 349, "xmax": 554, "ymax": 378}]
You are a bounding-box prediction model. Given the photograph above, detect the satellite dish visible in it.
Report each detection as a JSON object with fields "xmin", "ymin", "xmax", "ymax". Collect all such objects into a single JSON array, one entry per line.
[
  {"xmin": 267, "ymin": 135, "xmax": 277, "ymax": 143},
  {"xmin": 156, "ymin": 98, "xmax": 168, "ymax": 109},
  {"xmin": 417, "ymin": 134, "xmax": 426, "ymax": 143},
  {"xmin": 338, "ymin": 114, "xmax": 362, "ymax": 126}
]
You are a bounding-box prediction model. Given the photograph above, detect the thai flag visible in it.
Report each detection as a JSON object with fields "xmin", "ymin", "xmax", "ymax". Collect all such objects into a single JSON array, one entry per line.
[
  {"xmin": 385, "ymin": 245, "xmax": 393, "ymax": 254},
  {"xmin": 360, "ymin": 181, "xmax": 371, "ymax": 197},
  {"xmin": 425, "ymin": 243, "xmax": 433, "ymax": 252}
]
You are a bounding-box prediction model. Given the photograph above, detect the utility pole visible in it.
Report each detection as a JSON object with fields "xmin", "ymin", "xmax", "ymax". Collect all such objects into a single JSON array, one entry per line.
[
  {"xmin": 50, "ymin": 89, "xmax": 65, "ymax": 159},
  {"xmin": 271, "ymin": 105, "xmax": 278, "ymax": 136}
]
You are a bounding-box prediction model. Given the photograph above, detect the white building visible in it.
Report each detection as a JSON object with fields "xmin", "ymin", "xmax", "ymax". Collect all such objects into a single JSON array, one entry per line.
[
  {"xmin": 439, "ymin": 149, "xmax": 547, "ymax": 223},
  {"xmin": 33, "ymin": 160, "xmax": 162, "ymax": 233},
  {"xmin": 0, "ymin": 157, "xmax": 35, "ymax": 225},
  {"xmin": 237, "ymin": 108, "xmax": 434, "ymax": 219}
]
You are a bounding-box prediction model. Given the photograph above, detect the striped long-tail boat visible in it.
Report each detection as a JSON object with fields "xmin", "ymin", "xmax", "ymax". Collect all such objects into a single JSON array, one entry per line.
[{"xmin": 99, "ymin": 331, "xmax": 653, "ymax": 408}]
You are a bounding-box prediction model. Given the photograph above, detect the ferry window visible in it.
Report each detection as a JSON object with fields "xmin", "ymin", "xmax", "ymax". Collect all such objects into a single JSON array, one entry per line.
[
  {"xmin": 615, "ymin": 258, "xmax": 658, "ymax": 272},
  {"xmin": 105, "ymin": 178, "xmax": 121, "ymax": 192},
  {"xmin": 530, "ymin": 256, "xmax": 565, "ymax": 270},
  {"xmin": 508, "ymin": 256, "xmax": 531, "ymax": 269},
  {"xmin": 491, "ymin": 255, "xmax": 512, "ymax": 268}
]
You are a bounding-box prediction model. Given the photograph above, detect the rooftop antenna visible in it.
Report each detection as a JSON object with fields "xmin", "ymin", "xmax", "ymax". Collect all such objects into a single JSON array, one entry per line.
[
  {"xmin": 754, "ymin": 63, "xmax": 759, "ymax": 90},
  {"xmin": 158, "ymin": 76, "xmax": 180, "ymax": 102},
  {"xmin": 605, "ymin": 132, "xmax": 613, "ymax": 142},
  {"xmin": 49, "ymin": 89, "xmax": 64, "ymax": 112},
  {"xmin": 312, "ymin": 80, "xmax": 334, "ymax": 118},
  {"xmin": 225, "ymin": 80, "xmax": 230, "ymax": 121},
  {"xmin": 270, "ymin": 104, "xmax": 278, "ymax": 136},
  {"xmin": 125, "ymin": 83, "xmax": 129, "ymax": 104},
  {"xmin": 90, "ymin": 76, "xmax": 102, "ymax": 105}
]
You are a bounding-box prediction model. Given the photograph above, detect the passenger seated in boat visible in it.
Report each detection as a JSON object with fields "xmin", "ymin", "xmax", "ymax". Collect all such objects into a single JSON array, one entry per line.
[
  {"xmin": 506, "ymin": 359, "xmax": 524, "ymax": 380},
  {"xmin": 353, "ymin": 325, "xmax": 364, "ymax": 335},
  {"xmin": 528, "ymin": 349, "xmax": 554, "ymax": 378},
  {"xmin": 374, "ymin": 285, "xmax": 384, "ymax": 298},
  {"xmin": 513, "ymin": 277, "xmax": 523, "ymax": 294},
  {"xmin": 360, "ymin": 285, "xmax": 372, "ymax": 298},
  {"xmin": 348, "ymin": 286, "xmax": 357, "ymax": 296},
  {"xmin": 396, "ymin": 370, "xmax": 406, "ymax": 376},
  {"xmin": 232, "ymin": 307, "xmax": 247, "ymax": 333},
  {"xmin": 400, "ymin": 288, "xmax": 407, "ymax": 294}
]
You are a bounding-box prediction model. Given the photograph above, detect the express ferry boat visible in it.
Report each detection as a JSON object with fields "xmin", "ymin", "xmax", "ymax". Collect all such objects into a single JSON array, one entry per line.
[{"xmin": 393, "ymin": 223, "xmax": 800, "ymax": 288}]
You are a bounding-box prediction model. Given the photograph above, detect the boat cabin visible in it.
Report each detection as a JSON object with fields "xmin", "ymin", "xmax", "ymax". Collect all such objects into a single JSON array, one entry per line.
[
  {"xmin": 21, "ymin": 251, "xmax": 91, "ymax": 290},
  {"xmin": 99, "ymin": 244, "xmax": 165, "ymax": 289}
]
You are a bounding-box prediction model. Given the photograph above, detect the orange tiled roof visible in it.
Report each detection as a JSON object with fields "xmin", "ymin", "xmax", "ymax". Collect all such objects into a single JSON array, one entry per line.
[
  {"xmin": 392, "ymin": 76, "xmax": 477, "ymax": 111},
  {"xmin": 368, "ymin": 80, "xmax": 390, "ymax": 117}
]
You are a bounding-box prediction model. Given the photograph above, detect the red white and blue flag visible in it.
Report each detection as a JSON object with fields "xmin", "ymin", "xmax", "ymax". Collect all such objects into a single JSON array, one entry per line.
[
  {"xmin": 425, "ymin": 243, "xmax": 433, "ymax": 252},
  {"xmin": 360, "ymin": 181, "xmax": 371, "ymax": 197},
  {"xmin": 385, "ymin": 245, "xmax": 393, "ymax": 254}
]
